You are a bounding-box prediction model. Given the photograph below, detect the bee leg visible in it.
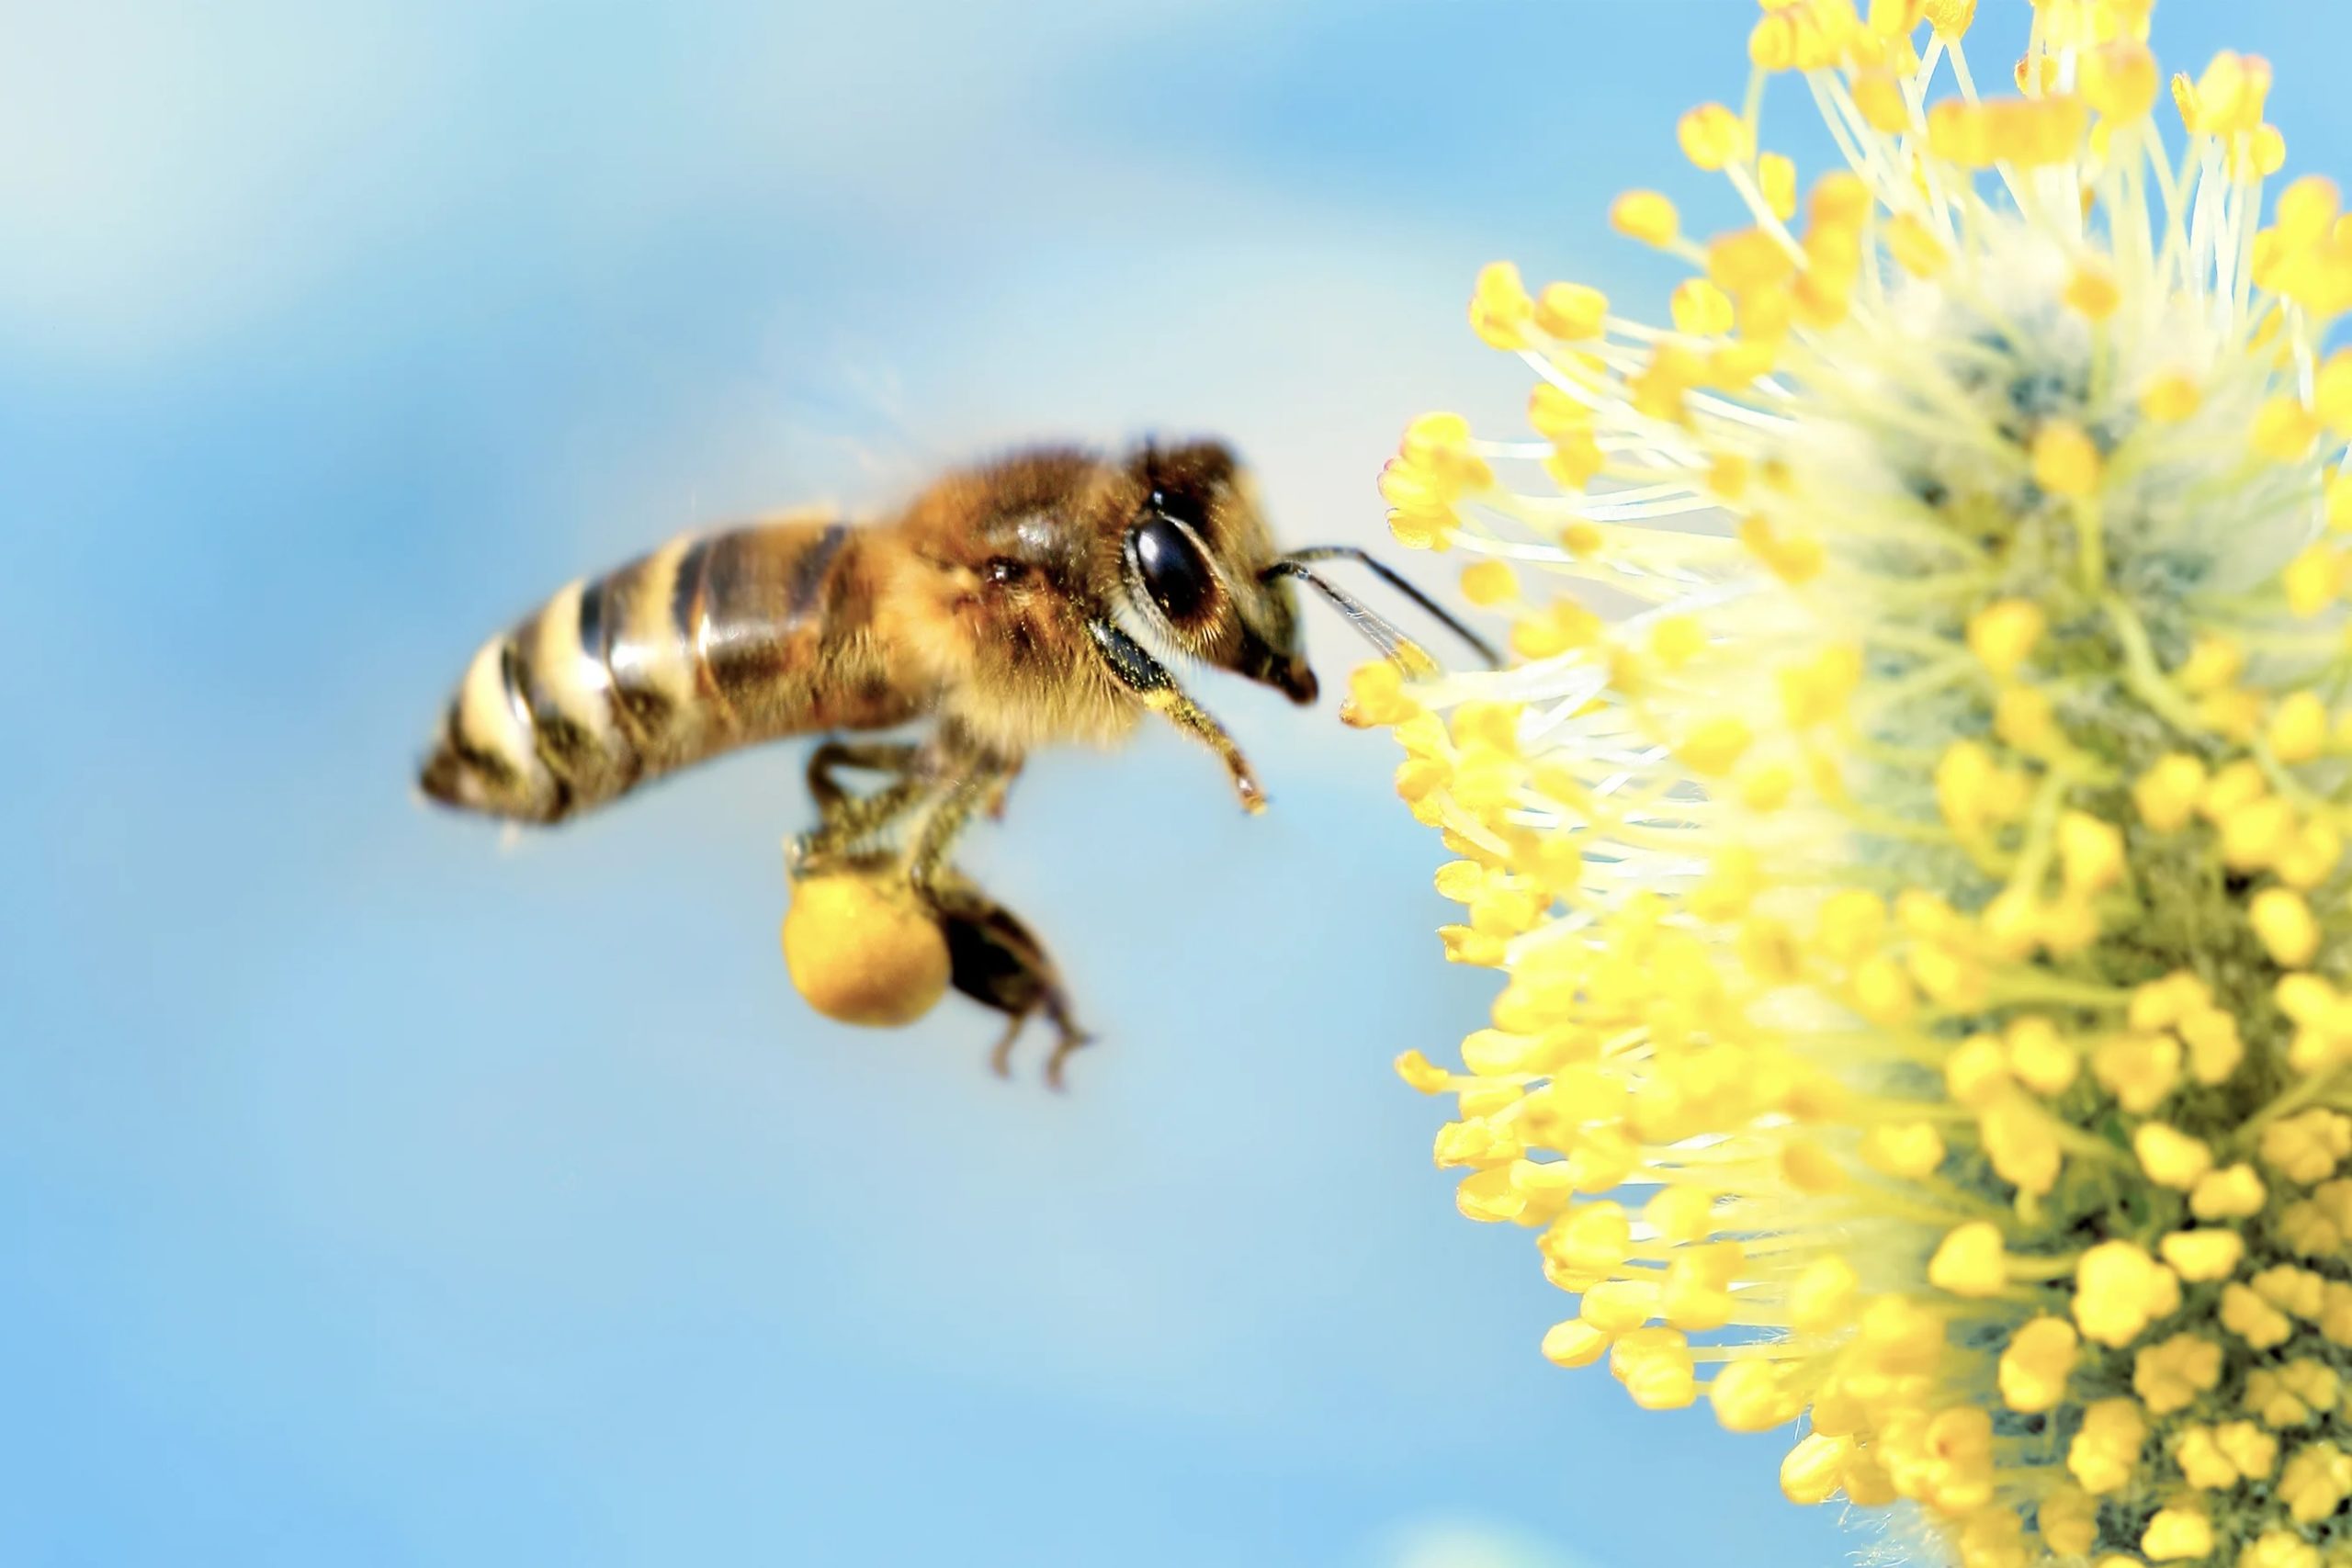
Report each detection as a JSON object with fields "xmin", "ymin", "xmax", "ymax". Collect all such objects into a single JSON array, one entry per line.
[
  {"xmin": 1084, "ymin": 618, "xmax": 1265, "ymax": 814},
  {"xmin": 790, "ymin": 742, "xmax": 927, "ymax": 872},
  {"xmin": 981, "ymin": 758, "xmax": 1024, "ymax": 821},
  {"xmin": 927, "ymin": 880, "xmax": 1089, "ymax": 1088},
  {"xmin": 807, "ymin": 740, "xmax": 919, "ymax": 813}
]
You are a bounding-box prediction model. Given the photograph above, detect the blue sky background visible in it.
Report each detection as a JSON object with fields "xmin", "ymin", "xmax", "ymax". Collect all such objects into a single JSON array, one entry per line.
[{"xmin": 3, "ymin": 2, "xmax": 2343, "ymax": 1564}]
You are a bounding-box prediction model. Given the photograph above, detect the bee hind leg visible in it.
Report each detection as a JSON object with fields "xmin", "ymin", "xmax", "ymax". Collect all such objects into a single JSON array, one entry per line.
[
  {"xmin": 791, "ymin": 740, "xmax": 925, "ymax": 872},
  {"xmin": 926, "ymin": 879, "xmax": 1090, "ymax": 1088}
]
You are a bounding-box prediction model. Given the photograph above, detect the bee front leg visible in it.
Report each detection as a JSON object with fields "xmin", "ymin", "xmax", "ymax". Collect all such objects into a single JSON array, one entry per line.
[
  {"xmin": 925, "ymin": 878, "xmax": 1091, "ymax": 1088},
  {"xmin": 1083, "ymin": 618, "xmax": 1265, "ymax": 814}
]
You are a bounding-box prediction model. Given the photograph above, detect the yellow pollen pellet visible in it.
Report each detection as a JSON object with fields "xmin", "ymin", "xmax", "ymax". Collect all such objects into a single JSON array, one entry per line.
[
  {"xmin": 1678, "ymin": 102, "xmax": 1751, "ymax": 170},
  {"xmin": 2031, "ymin": 420, "xmax": 2102, "ymax": 496},
  {"xmin": 1611, "ymin": 189, "xmax": 1680, "ymax": 247}
]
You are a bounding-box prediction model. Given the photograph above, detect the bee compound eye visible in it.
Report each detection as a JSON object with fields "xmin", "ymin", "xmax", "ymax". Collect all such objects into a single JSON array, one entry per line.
[{"xmin": 1130, "ymin": 514, "xmax": 1214, "ymax": 625}]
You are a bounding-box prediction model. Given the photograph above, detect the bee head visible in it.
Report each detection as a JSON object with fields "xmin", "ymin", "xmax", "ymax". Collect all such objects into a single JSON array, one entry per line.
[{"xmin": 1114, "ymin": 441, "xmax": 1317, "ymax": 705}]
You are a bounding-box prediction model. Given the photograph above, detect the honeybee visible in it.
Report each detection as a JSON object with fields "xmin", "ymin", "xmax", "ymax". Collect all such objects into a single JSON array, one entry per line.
[{"xmin": 419, "ymin": 439, "xmax": 1491, "ymax": 1079}]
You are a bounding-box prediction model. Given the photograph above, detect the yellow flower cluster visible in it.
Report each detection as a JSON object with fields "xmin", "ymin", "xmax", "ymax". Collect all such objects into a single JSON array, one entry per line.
[{"xmin": 1364, "ymin": 3, "xmax": 2352, "ymax": 1563}]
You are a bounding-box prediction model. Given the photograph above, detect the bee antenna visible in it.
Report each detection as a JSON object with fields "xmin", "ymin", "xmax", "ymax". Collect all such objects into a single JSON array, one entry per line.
[{"xmin": 1261, "ymin": 547, "xmax": 1502, "ymax": 673}]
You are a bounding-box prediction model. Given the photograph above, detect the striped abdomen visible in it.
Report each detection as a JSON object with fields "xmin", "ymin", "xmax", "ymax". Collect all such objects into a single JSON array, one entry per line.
[{"xmin": 419, "ymin": 517, "xmax": 919, "ymax": 824}]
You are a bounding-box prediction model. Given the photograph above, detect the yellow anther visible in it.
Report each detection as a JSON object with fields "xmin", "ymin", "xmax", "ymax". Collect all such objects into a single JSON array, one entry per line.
[
  {"xmin": 1780, "ymin": 1433, "xmax": 1849, "ymax": 1505},
  {"xmin": 1999, "ymin": 1315, "xmax": 2079, "ymax": 1413},
  {"xmin": 1456, "ymin": 558, "xmax": 1518, "ymax": 609},
  {"xmin": 1809, "ymin": 171, "xmax": 1872, "ymax": 231},
  {"xmin": 2067, "ymin": 1397, "xmax": 2146, "ymax": 1493},
  {"xmin": 2133, "ymin": 752, "xmax": 2207, "ymax": 831},
  {"xmin": 2141, "ymin": 1503, "xmax": 2212, "ymax": 1562},
  {"xmin": 2261, "ymin": 1109, "xmax": 2352, "ymax": 1183},
  {"xmin": 2270, "ymin": 691, "xmax": 2331, "ymax": 762},
  {"xmin": 1995, "ymin": 685, "xmax": 2058, "ymax": 754},
  {"xmin": 1789, "ymin": 1255, "xmax": 1860, "ymax": 1335},
  {"xmin": 2253, "ymin": 394, "xmax": 2322, "ymax": 463},
  {"xmin": 1928, "ymin": 1221, "xmax": 2007, "ymax": 1298},
  {"xmin": 2176, "ymin": 50, "xmax": 2272, "ymax": 137},
  {"xmin": 1678, "ymin": 102, "xmax": 1752, "ymax": 170},
  {"xmin": 2031, "ymin": 420, "xmax": 2102, "ymax": 496},
  {"xmin": 1669, "ymin": 278, "xmax": 1736, "ymax": 336},
  {"xmin": 1861, "ymin": 1121, "xmax": 1947, "ymax": 1179},
  {"xmin": 2094, "ymin": 1031, "xmax": 2181, "ymax": 1112},
  {"xmin": 2191, "ymin": 1163, "xmax": 2267, "ymax": 1220},
  {"xmin": 1884, "ymin": 211, "xmax": 1950, "ymax": 276},
  {"xmin": 1678, "ymin": 716, "xmax": 1753, "ymax": 776},
  {"xmin": 1541, "ymin": 1318, "xmax": 1611, "ymax": 1368},
  {"xmin": 1965, "ymin": 598, "xmax": 2044, "ymax": 675},
  {"xmin": 2006, "ymin": 1016, "xmax": 2078, "ymax": 1095},
  {"xmin": 2140, "ymin": 370, "xmax": 2201, "ymax": 422},
  {"xmin": 1469, "ymin": 261, "xmax": 1535, "ymax": 350},
  {"xmin": 2075, "ymin": 1240, "xmax": 2177, "ymax": 1347},
  {"xmin": 1533, "ymin": 281, "xmax": 1609, "ymax": 341},
  {"xmin": 2134, "ymin": 1333, "xmax": 2223, "ymax": 1415},
  {"xmin": 2178, "ymin": 636, "xmax": 2245, "ymax": 695},
  {"xmin": 2084, "ymin": 39, "xmax": 2158, "ymax": 120},
  {"xmin": 2134, "ymin": 1122, "xmax": 2214, "ymax": 1190},
  {"xmin": 1851, "ymin": 70, "xmax": 1911, "ymax": 134},
  {"xmin": 2058, "ymin": 811, "xmax": 2125, "ymax": 894},
  {"xmin": 1927, "ymin": 98, "xmax": 1994, "ymax": 167},
  {"xmin": 1982, "ymin": 1098, "xmax": 2062, "ymax": 1196},
  {"xmin": 2064, "ymin": 262, "xmax": 2121, "ymax": 319},
  {"xmin": 2251, "ymin": 887, "xmax": 2321, "ymax": 967},
  {"xmin": 2283, "ymin": 544, "xmax": 2345, "ymax": 616},
  {"xmin": 1611, "ymin": 190, "xmax": 1681, "ymax": 248},
  {"xmin": 1648, "ymin": 614, "xmax": 1707, "ymax": 668},
  {"xmin": 2160, "ymin": 1229, "xmax": 2245, "ymax": 1283},
  {"xmin": 1922, "ymin": 0, "xmax": 1973, "ymax": 37},
  {"xmin": 1706, "ymin": 227, "xmax": 1797, "ymax": 297}
]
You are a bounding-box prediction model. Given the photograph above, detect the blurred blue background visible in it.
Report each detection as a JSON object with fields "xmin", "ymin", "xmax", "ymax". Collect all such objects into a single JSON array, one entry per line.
[{"xmin": 2, "ymin": 2, "xmax": 2337, "ymax": 1563}]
